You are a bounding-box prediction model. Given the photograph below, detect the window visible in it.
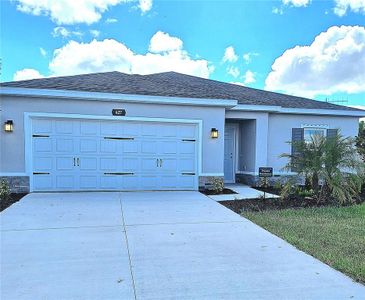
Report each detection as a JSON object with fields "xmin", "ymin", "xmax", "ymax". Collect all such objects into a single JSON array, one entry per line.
[{"xmin": 303, "ymin": 128, "xmax": 326, "ymax": 142}]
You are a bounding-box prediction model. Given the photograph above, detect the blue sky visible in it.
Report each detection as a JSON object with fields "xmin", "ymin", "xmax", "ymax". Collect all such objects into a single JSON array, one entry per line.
[{"xmin": 1, "ymin": 0, "xmax": 365, "ymax": 108}]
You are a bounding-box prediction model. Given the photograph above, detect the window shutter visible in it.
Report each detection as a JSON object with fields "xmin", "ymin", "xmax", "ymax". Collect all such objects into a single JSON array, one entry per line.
[
  {"xmin": 327, "ymin": 129, "xmax": 338, "ymax": 139},
  {"xmin": 291, "ymin": 128, "xmax": 304, "ymax": 172}
]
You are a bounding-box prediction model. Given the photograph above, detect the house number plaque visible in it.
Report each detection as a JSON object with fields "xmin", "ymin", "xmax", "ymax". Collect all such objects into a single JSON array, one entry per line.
[{"xmin": 112, "ymin": 109, "xmax": 126, "ymax": 116}]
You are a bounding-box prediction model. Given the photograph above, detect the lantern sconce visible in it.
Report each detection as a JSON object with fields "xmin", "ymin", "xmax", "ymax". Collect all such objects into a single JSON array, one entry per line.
[
  {"xmin": 4, "ymin": 120, "xmax": 13, "ymax": 132},
  {"xmin": 211, "ymin": 128, "xmax": 219, "ymax": 139}
]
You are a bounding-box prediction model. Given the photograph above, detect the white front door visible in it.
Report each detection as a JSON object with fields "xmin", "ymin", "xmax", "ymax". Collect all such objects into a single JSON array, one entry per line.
[
  {"xmin": 31, "ymin": 118, "xmax": 198, "ymax": 191},
  {"xmin": 224, "ymin": 125, "xmax": 236, "ymax": 183}
]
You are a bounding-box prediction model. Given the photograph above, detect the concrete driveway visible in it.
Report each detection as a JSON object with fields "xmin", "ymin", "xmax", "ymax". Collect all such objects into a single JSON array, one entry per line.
[{"xmin": 1, "ymin": 192, "xmax": 364, "ymax": 299}]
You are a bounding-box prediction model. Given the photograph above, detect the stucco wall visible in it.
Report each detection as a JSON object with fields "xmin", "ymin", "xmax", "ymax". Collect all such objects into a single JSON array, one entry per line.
[
  {"xmin": 0, "ymin": 96, "xmax": 226, "ymax": 176},
  {"xmin": 267, "ymin": 113, "xmax": 360, "ymax": 173}
]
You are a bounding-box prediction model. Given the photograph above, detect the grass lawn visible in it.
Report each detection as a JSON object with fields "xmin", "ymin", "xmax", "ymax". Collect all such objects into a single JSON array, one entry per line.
[{"xmin": 242, "ymin": 203, "xmax": 365, "ymax": 283}]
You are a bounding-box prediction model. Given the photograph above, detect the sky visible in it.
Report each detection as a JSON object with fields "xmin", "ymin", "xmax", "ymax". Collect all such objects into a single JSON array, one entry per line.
[{"xmin": 1, "ymin": 0, "xmax": 365, "ymax": 110}]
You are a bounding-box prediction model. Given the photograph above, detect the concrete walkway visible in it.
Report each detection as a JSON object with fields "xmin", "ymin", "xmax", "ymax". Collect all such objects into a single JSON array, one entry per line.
[
  {"xmin": 1, "ymin": 192, "xmax": 364, "ymax": 299},
  {"xmin": 208, "ymin": 184, "xmax": 279, "ymax": 201}
]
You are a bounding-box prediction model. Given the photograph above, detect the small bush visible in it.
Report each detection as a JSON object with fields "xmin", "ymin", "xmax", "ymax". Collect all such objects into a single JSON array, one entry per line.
[
  {"xmin": 211, "ymin": 177, "xmax": 224, "ymax": 194},
  {"xmin": 0, "ymin": 179, "xmax": 11, "ymax": 202}
]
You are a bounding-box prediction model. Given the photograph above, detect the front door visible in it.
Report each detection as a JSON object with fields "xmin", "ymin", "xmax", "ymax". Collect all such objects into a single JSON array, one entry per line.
[{"xmin": 224, "ymin": 125, "xmax": 236, "ymax": 183}]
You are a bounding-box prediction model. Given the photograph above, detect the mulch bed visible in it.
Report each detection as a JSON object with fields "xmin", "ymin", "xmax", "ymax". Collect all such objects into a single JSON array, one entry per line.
[
  {"xmin": 219, "ymin": 191, "xmax": 365, "ymax": 213},
  {"xmin": 1, "ymin": 193, "xmax": 27, "ymax": 212},
  {"xmin": 202, "ymin": 188, "xmax": 238, "ymax": 195}
]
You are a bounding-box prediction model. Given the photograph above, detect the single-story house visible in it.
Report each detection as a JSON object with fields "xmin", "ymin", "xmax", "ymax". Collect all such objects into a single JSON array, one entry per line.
[{"xmin": 1, "ymin": 71, "xmax": 364, "ymax": 193}]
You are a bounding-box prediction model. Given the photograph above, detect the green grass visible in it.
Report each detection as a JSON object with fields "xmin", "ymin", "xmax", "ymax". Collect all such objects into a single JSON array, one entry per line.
[{"xmin": 242, "ymin": 203, "xmax": 365, "ymax": 283}]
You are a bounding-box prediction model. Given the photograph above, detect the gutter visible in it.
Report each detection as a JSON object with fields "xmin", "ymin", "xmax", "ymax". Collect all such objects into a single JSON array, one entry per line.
[
  {"xmin": 231, "ymin": 104, "xmax": 365, "ymax": 117},
  {"xmin": 0, "ymin": 87, "xmax": 238, "ymax": 108}
]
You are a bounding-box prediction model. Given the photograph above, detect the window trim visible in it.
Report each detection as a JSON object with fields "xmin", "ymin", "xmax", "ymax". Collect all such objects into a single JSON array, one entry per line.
[{"xmin": 303, "ymin": 127, "xmax": 327, "ymax": 142}]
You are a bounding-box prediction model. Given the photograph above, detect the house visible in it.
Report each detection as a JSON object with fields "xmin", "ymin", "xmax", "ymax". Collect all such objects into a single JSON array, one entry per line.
[{"xmin": 1, "ymin": 71, "xmax": 364, "ymax": 193}]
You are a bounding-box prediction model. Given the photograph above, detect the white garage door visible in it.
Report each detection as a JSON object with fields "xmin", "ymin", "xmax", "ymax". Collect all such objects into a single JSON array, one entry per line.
[{"xmin": 31, "ymin": 118, "xmax": 198, "ymax": 191}]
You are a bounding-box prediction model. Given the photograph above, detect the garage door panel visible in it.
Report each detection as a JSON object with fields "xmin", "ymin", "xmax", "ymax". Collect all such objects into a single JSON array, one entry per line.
[
  {"xmin": 33, "ymin": 119, "xmax": 53, "ymax": 134},
  {"xmin": 161, "ymin": 125, "xmax": 177, "ymax": 137},
  {"xmin": 180, "ymin": 142, "xmax": 195, "ymax": 154},
  {"xmin": 179, "ymin": 158, "xmax": 195, "ymax": 172},
  {"xmin": 123, "ymin": 158, "xmax": 139, "ymax": 171},
  {"xmin": 100, "ymin": 175, "xmax": 119, "ymax": 189},
  {"xmin": 100, "ymin": 158, "xmax": 118, "ymax": 171},
  {"xmin": 179, "ymin": 125, "xmax": 196, "ymax": 138},
  {"xmin": 34, "ymin": 157, "xmax": 53, "ymax": 171},
  {"xmin": 32, "ymin": 118, "xmax": 198, "ymax": 191},
  {"xmin": 34, "ymin": 138, "xmax": 52, "ymax": 152},
  {"xmin": 100, "ymin": 139, "xmax": 117, "ymax": 153},
  {"xmin": 140, "ymin": 176, "xmax": 158, "ymax": 189},
  {"xmin": 123, "ymin": 140, "xmax": 139, "ymax": 153},
  {"xmin": 100, "ymin": 122, "xmax": 120, "ymax": 136},
  {"xmin": 56, "ymin": 157, "xmax": 74, "ymax": 170},
  {"xmin": 142, "ymin": 124, "xmax": 159, "ymax": 136},
  {"xmin": 55, "ymin": 120, "xmax": 74, "ymax": 134},
  {"xmin": 161, "ymin": 159, "xmax": 177, "ymax": 172},
  {"xmin": 79, "ymin": 175, "xmax": 98, "ymax": 189},
  {"xmin": 80, "ymin": 121, "xmax": 99, "ymax": 135},
  {"xmin": 179, "ymin": 176, "xmax": 195, "ymax": 188},
  {"xmin": 123, "ymin": 176, "xmax": 139, "ymax": 189},
  {"xmin": 56, "ymin": 138, "xmax": 74, "ymax": 153},
  {"xmin": 56, "ymin": 175, "xmax": 75, "ymax": 189},
  {"xmin": 160, "ymin": 175, "xmax": 178, "ymax": 188},
  {"xmin": 123, "ymin": 123, "xmax": 140, "ymax": 136},
  {"xmin": 80, "ymin": 158, "xmax": 97, "ymax": 170},
  {"xmin": 141, "ymin": 158, "xmax": 158, "ymax": 171},
  {"xmin": 80, "ymin": 139, "xmax": 98, "ymax": 153},
  {"xmin": 33, "ymin": 175, "xmax": 53, "ymax": 190},
  {"xmin": 161, "ymin": 141, "xmax": 178, "ymax": 154},
  {"xmin": 141, "ymin": 141, "xmax": 157, "ymax": 154}
]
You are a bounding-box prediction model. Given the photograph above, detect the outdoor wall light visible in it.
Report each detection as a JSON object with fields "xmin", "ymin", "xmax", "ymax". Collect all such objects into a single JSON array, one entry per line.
[
  {"xmin": 4, "ymin": 120, "xmax": 13, "ymax": 132},
  {"xmin": 211, "ymin": 128, "xmax": 219, "ymax": 138}
]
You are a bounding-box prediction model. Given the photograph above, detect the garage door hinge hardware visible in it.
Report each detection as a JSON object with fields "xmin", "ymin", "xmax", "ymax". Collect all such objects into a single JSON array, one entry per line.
[
  {"xmin": 104, "ymin": 172, "xmax": 134, "ymax": 175},
  {"xmin": 104, "ymin": 137, "xmax": 134, "ymax": 140},
  {"xmin": 182, "ymin": 172, "xmax": 195, "ymax": 175},
  {"xmin": 33, "ymin": 172, "xmax": 50, "ymax": 175},
  {"xmin": 182, "ymin": 139, "xmax": 196, "ymax": 142},
  {"xmin": 32, "ymin": 134, "xmax": 50, "ymax": 138}
]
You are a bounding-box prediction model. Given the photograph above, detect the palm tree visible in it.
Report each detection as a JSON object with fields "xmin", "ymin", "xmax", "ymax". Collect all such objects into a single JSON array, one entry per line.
[{"xmin": 281, "ymin": 132, "xmax": 364, "ymax": 205}]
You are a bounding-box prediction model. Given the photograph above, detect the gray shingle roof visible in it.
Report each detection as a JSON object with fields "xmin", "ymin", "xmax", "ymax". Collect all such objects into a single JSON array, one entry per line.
[{"xmin": 0, "ymin": 71, "xmax": 361, "ymax": 111}]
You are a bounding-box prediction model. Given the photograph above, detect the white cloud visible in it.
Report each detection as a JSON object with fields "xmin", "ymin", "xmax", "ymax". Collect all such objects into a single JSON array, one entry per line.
[
  {"xmin": 90, "ymin": 29, "xmax": 100, "ymax": 38},
  {"xmin": 13, "ymin": 69, "xmax": 45, "ymax": 81},
  {"xmin": 283, "ymin": 0, "xmax": 311, "ymax": 7},
  {"xmin": 105, "ymin": 18, "xmax": 118, "ymax": 23},
  {"xmin": 15, "ymin": 0, "xmax": 149, "ymax": 25},
  {"xmin": 243, "ymin": 70, "xmax": 256, "ymax": 84},
  {"xmin": 333, "ymin": 0, "xmax": 365, "ymax": 16},
  {"xmin": 243, "ymin": 52, "xmax": 259, "ymax": 64},
  {"xmin": 40, "ymin": 47, "xmax": 47, "ymax": 57},
  {"xmin": 149, "ymin": 31, "xmax": 183, "ymax": 53},
  {"xmin": 222, "ymin": 46, "xmax": 238, "ymax": 63},
  {"xmin": 44, "ymin": 33, "xmax": 212, "ymax": 78},
  {"xmin": 272, "ymin": 7, "xmax": 284, "ymax": 14},
  {"xmin": 227, "ymin": 66, "xmax": 240, "ymax": 78},
  {"xmin": 52, "ymin": 26, "xmax": 82, "ymax": 38},
  {"xmin": 265, "ymin": 26, "xmax": 365, "ymax": 97},
  {"xmin": 138, "ymin": 0, "xmax": 152, "ymax": 13}
]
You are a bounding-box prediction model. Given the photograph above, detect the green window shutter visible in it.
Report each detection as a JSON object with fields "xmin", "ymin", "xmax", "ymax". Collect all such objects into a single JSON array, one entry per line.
[
  {"xmin": 291, "ymin": 128, "xmax": 304, "ymax": 172},
  {"xmin": 327, "ymin": 129, "xmax": 338, "ymax": 139}
]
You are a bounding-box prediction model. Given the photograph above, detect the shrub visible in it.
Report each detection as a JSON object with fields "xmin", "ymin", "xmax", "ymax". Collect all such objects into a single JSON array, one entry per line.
[
  {"xmin": 281, "ymin": 133, "xmax": 364, "ymax": 205},
  {"xmin": 211, "ymin": 177, "xmax": 224, "ymax": 194},
  {"xmin": 0, "ymin": 179, "xmax": 11, "ymax": 202}
]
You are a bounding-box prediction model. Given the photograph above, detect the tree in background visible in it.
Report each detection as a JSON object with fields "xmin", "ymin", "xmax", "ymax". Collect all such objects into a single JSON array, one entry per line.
[{"xmin": 356, "ymin": 121, "xmax": 365, "ymax": 162}]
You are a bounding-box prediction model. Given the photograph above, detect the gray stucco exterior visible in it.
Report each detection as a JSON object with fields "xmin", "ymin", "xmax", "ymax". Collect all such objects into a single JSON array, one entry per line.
[{"xmin": 1, "ymin": 72, "xmax": 364, "ymax": 192}]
